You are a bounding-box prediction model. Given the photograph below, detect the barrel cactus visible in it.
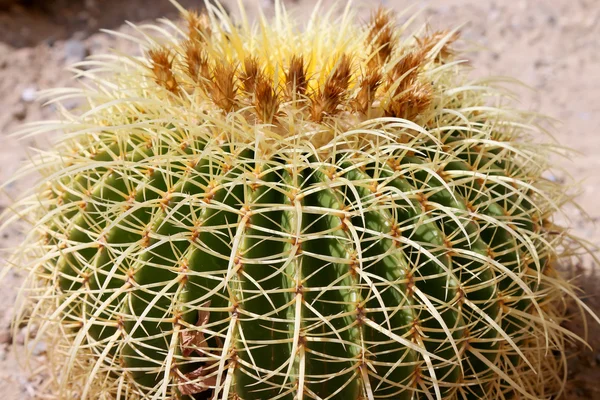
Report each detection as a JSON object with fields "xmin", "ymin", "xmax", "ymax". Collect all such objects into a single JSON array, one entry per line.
[{"xmin": 3, "ymin": 2, "xmax": 596, "ymax": 399}]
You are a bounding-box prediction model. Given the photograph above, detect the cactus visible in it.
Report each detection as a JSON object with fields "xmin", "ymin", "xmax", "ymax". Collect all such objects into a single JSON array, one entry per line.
[{"xmin": 3, "ymin": 2, "xmax": 597, "ymax": 399}]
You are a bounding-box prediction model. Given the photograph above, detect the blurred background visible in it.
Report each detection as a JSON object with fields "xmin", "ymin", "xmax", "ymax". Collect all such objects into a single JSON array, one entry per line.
[{"xmin": 0, "ymin": 0, "xmax": 598, "ymax": 398}]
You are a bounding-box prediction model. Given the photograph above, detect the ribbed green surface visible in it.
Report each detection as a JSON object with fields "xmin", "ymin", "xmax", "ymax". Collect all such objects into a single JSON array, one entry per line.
[{"xmin": 45, "ymin": 128, "xmax": 549, "ymax": 399}]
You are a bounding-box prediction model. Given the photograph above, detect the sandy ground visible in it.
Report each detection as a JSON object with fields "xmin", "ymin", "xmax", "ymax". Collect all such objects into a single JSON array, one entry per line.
[{"xmin": 0, "ymin": 0, "xmax": 599, "ymax": 398}]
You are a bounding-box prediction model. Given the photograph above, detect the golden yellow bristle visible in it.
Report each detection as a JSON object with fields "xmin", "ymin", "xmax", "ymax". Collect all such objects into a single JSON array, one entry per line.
[
  {"xmin": 147, "ymin": 47, "xmax": 179, "ymax": 93},
  {"xmin": 211, "ymin": 63, "xmax": 238, "ymax": 112}
]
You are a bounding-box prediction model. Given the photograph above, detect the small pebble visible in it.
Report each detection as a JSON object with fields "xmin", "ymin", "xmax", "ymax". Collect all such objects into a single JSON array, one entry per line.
[
  {"xmin": 15, "ymin": 325, "xmax": 36, "ymax": 345},
  {"xmin": 20, "ymin": 87, "xmax": 37, "ymax": 103},
  {"xmin": 27, "ymin": 340, "xmax": 46, "ymax": 356},
  {"xmin": 15, "ymin": 328, "xmax": 25, "ymax": 345},
  {"xmin": 542, "ymin": 171, "xmax": 564, "ymax": 183},
  {"xmin": 64, "ymin": 39, "xmax": 89, "ymax": 63},
  {"xmin": 17, "ymin": 376, "xmax": 34, "ymax": 396},
  {"xmin": 578, "ymin": 112, "xmax": 591, "ymax": 121},
  {"xmin": 12, "ymin": 103, "xmax": 27, "ymax": 120},
  {"xmin": 0, "ymin": 330, "xmax": 11, "ymax": 344},
  {"xmin": 44, "ymin": 36, "xmax": 57, "ymax": 48},
  {"xmin": 62, "ymin": 99, "xmax": 82, "ymax": 110}
]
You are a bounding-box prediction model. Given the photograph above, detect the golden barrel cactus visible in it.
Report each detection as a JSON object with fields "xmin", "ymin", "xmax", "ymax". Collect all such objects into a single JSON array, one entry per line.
[{"xmin": 2, "ymin": 1, "xmax": 597, "ymax": 399}]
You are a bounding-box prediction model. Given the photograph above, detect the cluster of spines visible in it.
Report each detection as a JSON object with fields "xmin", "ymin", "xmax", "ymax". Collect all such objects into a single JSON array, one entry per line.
[
  {"xmin": 27, "ymin": 124, "xmax": 574, "ymax": 400},
  {"xmin": 3, "ymin": 3, "xmax": 593, "ymax": 400},
  {"xmin": 147, "ymin": 7, "xmax": 458, "ymax": 130}
]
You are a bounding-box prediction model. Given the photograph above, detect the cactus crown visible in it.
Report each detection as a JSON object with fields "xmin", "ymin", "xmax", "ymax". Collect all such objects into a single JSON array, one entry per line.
[{"xmin": 3, "ymin": 1, "xmax": 596, "ymax": 400}]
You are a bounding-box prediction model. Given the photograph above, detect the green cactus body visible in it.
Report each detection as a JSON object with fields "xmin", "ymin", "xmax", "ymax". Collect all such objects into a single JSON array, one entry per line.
[{"xmin": 4, "ymin": 2, "xmax": 596, "ymax": 400}]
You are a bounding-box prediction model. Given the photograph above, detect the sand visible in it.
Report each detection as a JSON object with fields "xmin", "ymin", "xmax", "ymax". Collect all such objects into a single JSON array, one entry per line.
[{"xmin": 0, "ymin": 0, "xmax": 598, "ymax": 398}]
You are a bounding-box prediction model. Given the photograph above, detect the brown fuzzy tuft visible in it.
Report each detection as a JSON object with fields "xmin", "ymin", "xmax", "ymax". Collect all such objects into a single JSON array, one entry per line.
[
  {"xmin": 384, "ymin": 50, "xmax": 432, "ymax": 120},
  {"xmin": 211, "ymin": 63, "xmax": 238, "ymax": 112},
  {"xmin": 388, "ymin": 51, "xmax": 425, "ymax": 84},
  {"xmin": 353, "ymin": 70, "xmax": 382, "ymax": 114},
  {"xmin": 329, "ymin": 54, "xmax": 353, "ymax": 89},
  {"xmin": 240, "ymin": 56, "xmax": 260, "ymax": 94},
  {"xmin": 416, "ymin": 30, "xmax": 460, "ymax": 62},
  {"xmin": 147, "ymin": 47, "xmax": 179, "ymax": 93},
  {"xmin": 182, "ymin": 40, "xmax": 210, "ymax": 86},
  {"xmin": 186, "ymin": 11, "xmax": 212, "ymax": 42},
  {"xmin": 285, "ymin": 55, "xmax": 308, "ymax": 100},
  {"xmin": 366, "ymin": 7, "xmax": 396, "ymax": 69},
  {"xmin": 311, "ymin": 54, "xmax": 353, "ymax": 122},
  {"xmin": 385, "ymin": 79, "xmax": 433, "ymax": 121},
  {"xmin": 254, "ymin": 73, "xmax": 280, "ymax": 123}
]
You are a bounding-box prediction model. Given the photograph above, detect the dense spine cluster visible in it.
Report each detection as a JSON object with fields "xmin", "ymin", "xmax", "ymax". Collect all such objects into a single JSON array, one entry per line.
[{"xmin": 3, "ymin": 2, "xmax": 594, "ymax": 400}]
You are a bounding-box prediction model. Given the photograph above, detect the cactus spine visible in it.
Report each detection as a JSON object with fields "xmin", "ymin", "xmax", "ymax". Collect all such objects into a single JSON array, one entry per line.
[{"xmin": 4, "ymin": 2, "xmax": 596, "ymax": 399}]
